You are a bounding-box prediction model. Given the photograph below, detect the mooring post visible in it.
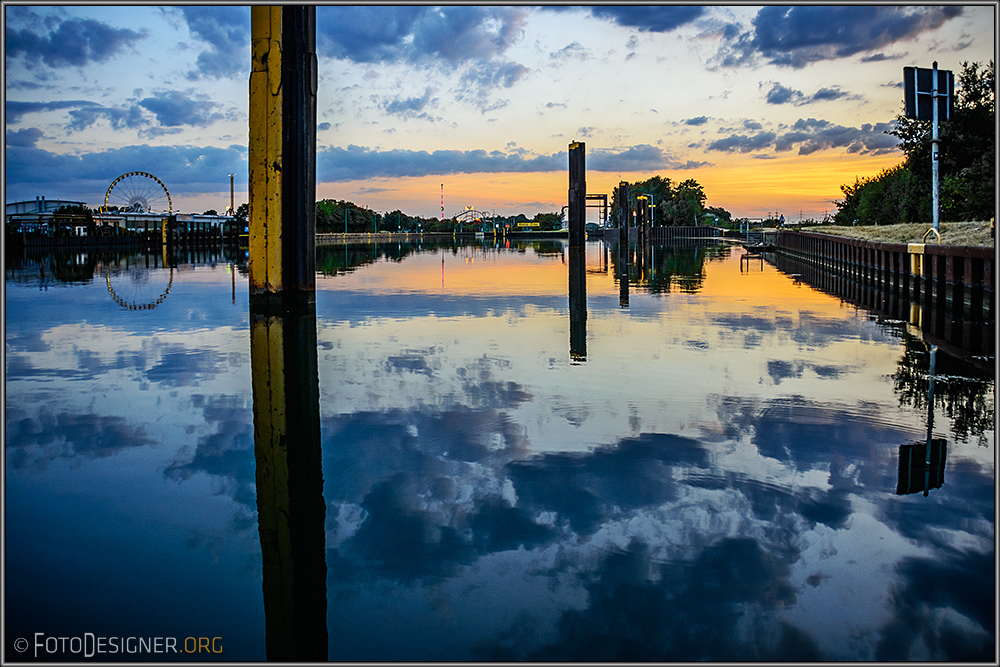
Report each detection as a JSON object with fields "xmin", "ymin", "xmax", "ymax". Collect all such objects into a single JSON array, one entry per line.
[
  {"xmin": 615, "ymin": 181, "xmax": 631, "ymax": 241},
  {"xmin": 568, "ymin": 142, "xmax": 586, "ymax": 247},
  {"xmin": 249, "ymin": 6, "xmax": 317, "ymax": 310}
]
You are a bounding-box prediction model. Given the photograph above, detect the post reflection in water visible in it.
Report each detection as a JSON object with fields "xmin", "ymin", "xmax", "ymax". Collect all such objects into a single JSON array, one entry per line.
[
  {"xmin": 250, "ymin": 306, "xmax": 328, "ymax": 661},
  {"xmin": 617, "ymin": 240, "xmax": 630, "ymax": 308},
  {"xmin": 568, "ymin": 245, "xmax": 587, "ymax": 362}
]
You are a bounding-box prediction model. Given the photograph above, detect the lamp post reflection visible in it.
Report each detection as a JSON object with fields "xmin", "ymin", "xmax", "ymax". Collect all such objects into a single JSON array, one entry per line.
[
  {"xmin": 618, "ymin": 241, "xmax": 630, "ymax": 308},
  {"xmin": 896, "ymin": 344, "xmax": 947, "ymax": 496},
  {"xmin": 251, "ymin": 307, "xmax": 328, "ymax": 660}
]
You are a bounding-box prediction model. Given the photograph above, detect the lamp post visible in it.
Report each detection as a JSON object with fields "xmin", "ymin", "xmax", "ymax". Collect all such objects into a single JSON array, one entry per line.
[{"xmin": 636, "ymin": 193, "xmax": 655, "ymax": 226}]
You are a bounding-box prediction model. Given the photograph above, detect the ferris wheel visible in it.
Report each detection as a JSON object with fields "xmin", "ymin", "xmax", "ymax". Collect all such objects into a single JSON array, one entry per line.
[{"xmin": 104, "ymin": 171, "xmax": 172, "ymax": 214}]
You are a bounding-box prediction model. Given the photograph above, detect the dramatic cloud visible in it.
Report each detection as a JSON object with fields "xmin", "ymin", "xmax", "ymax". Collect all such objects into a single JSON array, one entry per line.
[
  {"xmin": 315, "ymin": 143, "xmax": 677, "ymax": 182},
  {"xmin": 585, "ymin": 6, "xmax": 706, "ymax": 33},
  {"xmin": 765, "ymin": 83, "xmax": 854, "ymax": 106},
  {"xmin": 317, "ymin": 145, "xmax": 560, "ymax": 182},
  {"xmin": 706, "ymin": 131, "xmax": 777, "ymax": 153},
  {"xmin": 6, "ymin": 99, "xmax": 101, "ymax": 124},
  {"xmin": 164, "ymin": 394, "xmax": 256, "ymax": 511},
  {"xmin": 67, "ymin": 104, "xmax": 147, "ymax": 132},
  {"xmin": 500, "ymin": 537, "xmax": 815, "ymax": 662},
  {"xmin": 317, "ymin": 6, "xmax": 529, "ymax": 113},
  {"xmin": 180, "ymin": 6, "xmax": 250, "ymax": 80},
  {"xmin": 589, "ymin": 144, "xmax": 668, "ymax": 172},
  {"xmin": 5, "ymin": 12, "xmax": 146, "ymax": 69},
  {"xmin": 381, "ymin": 88, "xmax": 440, "ymax": 121},
  {"xmin": 461, "ymin": 61, "xmax": 530, "ymax": 90},
  {"xmin": 317, "ymin": 6, "xmax": 527, "ymax": 66},
  {"xmin": 6, "ymin": 128, "xmax": 45, "ymax": 147},
  {"xmin": 707, "ymin": 118, "xmax": 898, "ymax": 156},
  {"xmin": 6, "ymin": 408, "xmax": 155, "ymax": 470},
  {"xmin": 507, "ymin": 434, "xmax": 710, "ymax": 534},
  {"xmin": 138, "ymin": 90, "xmax": 226, "ymax": 127},
  {"xmin": 410, "ymin": 6, "xmax": 528, "ymax": 65},
  {"xmin": 4, "ymin": 144, "xmax": 247, "ymax": 201},
  {"xmin": 717, "ymin": 6, "xmax": 964, "ymax": 68},
  {"xmin": 876, "ymin": 552, "xmax": 995, "ymax": 661},
  {"xmin": 765, "ymin": 83, "xmax": 803, "ymax": 105},
  {"xmin": 774, "ymin": 118, "xmax": 898, "ymax": 155},
  {"xmin": 316, "ymin": 6, "xmax": 427, "ymax": 63},
  {"xmin": 9, "ymin": 91, "xmax": 226, "ymax": 134}
]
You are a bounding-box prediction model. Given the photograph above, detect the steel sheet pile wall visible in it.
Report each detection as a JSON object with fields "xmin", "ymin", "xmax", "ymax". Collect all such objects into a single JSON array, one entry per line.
[{"xmin": 776, "ymin": 229, "xmax": 994, "ymax": 360}]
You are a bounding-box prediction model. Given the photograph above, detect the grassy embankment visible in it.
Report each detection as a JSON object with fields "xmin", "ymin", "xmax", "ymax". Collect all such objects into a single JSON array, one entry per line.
[{"xmin": 799, "ymin": 221, "xmax": 994, "ymax": 247}]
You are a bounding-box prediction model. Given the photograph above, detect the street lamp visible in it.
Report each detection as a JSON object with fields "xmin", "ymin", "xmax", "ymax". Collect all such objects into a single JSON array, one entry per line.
[{"xmin": 636, "ymin": 193, "xmax": 655, "ymax": 226}]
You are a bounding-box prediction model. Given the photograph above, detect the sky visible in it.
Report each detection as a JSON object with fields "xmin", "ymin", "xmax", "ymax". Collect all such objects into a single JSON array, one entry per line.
[{"xmin": 4, "ymin": 4, "xmax": 996, "ymax": 221}]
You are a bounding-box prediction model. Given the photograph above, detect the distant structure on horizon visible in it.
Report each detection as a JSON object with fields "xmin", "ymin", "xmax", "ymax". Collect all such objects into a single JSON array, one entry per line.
[
  {"xmin": 6, "ymin": 197, "xmax": 86, "ymax": 215},
  {"xmin": 6, "ymin": 194, "xmax": 236, "ymax": 239}
]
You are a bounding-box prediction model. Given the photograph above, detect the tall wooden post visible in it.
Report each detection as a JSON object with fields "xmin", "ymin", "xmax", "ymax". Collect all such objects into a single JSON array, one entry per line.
[
  {"xmin": 615, "ymin": 181, "xmax": 631, "ymax": 241},
  {"xmin": 249, "ymin": 6, "xmax": 317, "ymax": 310},
  {"xmin": 249, "ymin": 8, "xmax": 325, "ymax": 657},
  {"xmin": 568, "ymin": 142, "xmax": 585, "ymax": 248}
]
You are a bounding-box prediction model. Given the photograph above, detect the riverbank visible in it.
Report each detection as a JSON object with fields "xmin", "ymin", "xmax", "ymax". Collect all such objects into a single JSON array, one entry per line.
[
  {"xmin": 315, "ymin": 230, "xmax": 570, "ymax": 244},
  {"xmin": 799, "ymin": 221, "xmax": 994, "ymax": 247}
]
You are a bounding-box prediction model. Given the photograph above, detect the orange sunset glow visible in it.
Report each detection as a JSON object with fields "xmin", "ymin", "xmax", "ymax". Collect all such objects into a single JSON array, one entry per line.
[
  {"xmin": 318, "ymin": 241, "xmax": 853, "ymax": 325},
  {"xmin": 323, "ymin": 148, "xmax": 908, "ymax": 223},
  {"xmin": 6, "ymin": 6, "xmax": 994, "ymax": 223}
]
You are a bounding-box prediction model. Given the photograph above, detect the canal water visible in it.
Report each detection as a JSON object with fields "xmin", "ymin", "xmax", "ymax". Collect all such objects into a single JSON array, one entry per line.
[{"xmin": 5, "ymin": 239, "xmax": 994, "ymax": 661}]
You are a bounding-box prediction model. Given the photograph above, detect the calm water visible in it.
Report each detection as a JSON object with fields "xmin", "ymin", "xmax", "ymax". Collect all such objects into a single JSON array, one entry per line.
[{"xmin": 5, "ymin": 239, "xmax": 995, "ymax": 661}]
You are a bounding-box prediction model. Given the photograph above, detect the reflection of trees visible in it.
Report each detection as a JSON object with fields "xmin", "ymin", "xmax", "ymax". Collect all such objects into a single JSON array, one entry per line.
[
  {"xmin": 609, "ymin": 242, "xmax": 730, "ymax": 294},
  {"xmin": 315, "ymin": 240, "xmax": 573, "ymax": 277},
  {"xmin": 891, "ymin": 331, "xmax": 995, "ymax": 443},
  {"xmin": 316, "ymin": 241, "xmax": 450, "ymax": 276},
  {"xmin": 7, "ymin": 248, "xmax": 245, "ymax": 284},
  {"xmin": 524, "ymin": 240, "xmax": 564, "ymax": 255},
  {"xmin": 5, "ymin": 252, "xmax": 103, "ymax": 286}
]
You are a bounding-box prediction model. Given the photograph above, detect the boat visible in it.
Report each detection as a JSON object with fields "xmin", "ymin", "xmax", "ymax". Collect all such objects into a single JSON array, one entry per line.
[{"xmin": 742, "ymin": 242, "xmax": 775, "ymax": 253}]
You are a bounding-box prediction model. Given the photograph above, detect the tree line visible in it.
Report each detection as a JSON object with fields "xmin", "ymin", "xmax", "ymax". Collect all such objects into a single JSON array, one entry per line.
[
  {"xmin": 314, "ymin": 199, "xmax": 566, "ymax": 234},
  {"xmin": 610, "ymin": 176, "xmax": 733, "ymax": 227},
  {"xmin": 836, "ymin": 60, "xmax": 994, "ymax": 225}
]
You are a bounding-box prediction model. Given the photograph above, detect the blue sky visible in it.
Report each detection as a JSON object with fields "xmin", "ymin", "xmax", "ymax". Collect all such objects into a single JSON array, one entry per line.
[{"xmin": 4, "ymin": 5, "xmax": 995, "ymax": 219}]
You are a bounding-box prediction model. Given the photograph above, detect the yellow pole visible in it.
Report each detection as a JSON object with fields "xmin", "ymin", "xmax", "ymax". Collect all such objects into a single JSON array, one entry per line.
[
  {"xmin": 249, "ymin": 6, "xmax": 317, "ymax": 309},
  {"xmin": 249, "ymin": 6, "xmax": 284, "ymax": 298}
]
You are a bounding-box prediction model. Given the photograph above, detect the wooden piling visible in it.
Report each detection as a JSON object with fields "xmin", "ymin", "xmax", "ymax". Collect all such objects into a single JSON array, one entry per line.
[
  {"xmin": 249, "ymin": 6, "xmax": 317, "ymax": 310},
  {"xmin": 568, "ymin": 142, "xmax": 585, "ymax": 248},
  {"xmin": 615, "ymin": 181, "xmax": 630, "ymax": 241}
]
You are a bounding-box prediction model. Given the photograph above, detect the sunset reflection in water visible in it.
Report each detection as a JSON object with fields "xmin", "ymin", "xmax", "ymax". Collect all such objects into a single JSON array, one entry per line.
[{"xmin": 5, "ymin": 240, "xmax": 994, "ymax": 661}]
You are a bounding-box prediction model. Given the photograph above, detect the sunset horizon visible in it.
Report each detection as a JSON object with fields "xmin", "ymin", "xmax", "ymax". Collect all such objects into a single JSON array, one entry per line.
[{"xmin": 6, "ymin": 5, "xmax": 995, "ymax": 221}]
